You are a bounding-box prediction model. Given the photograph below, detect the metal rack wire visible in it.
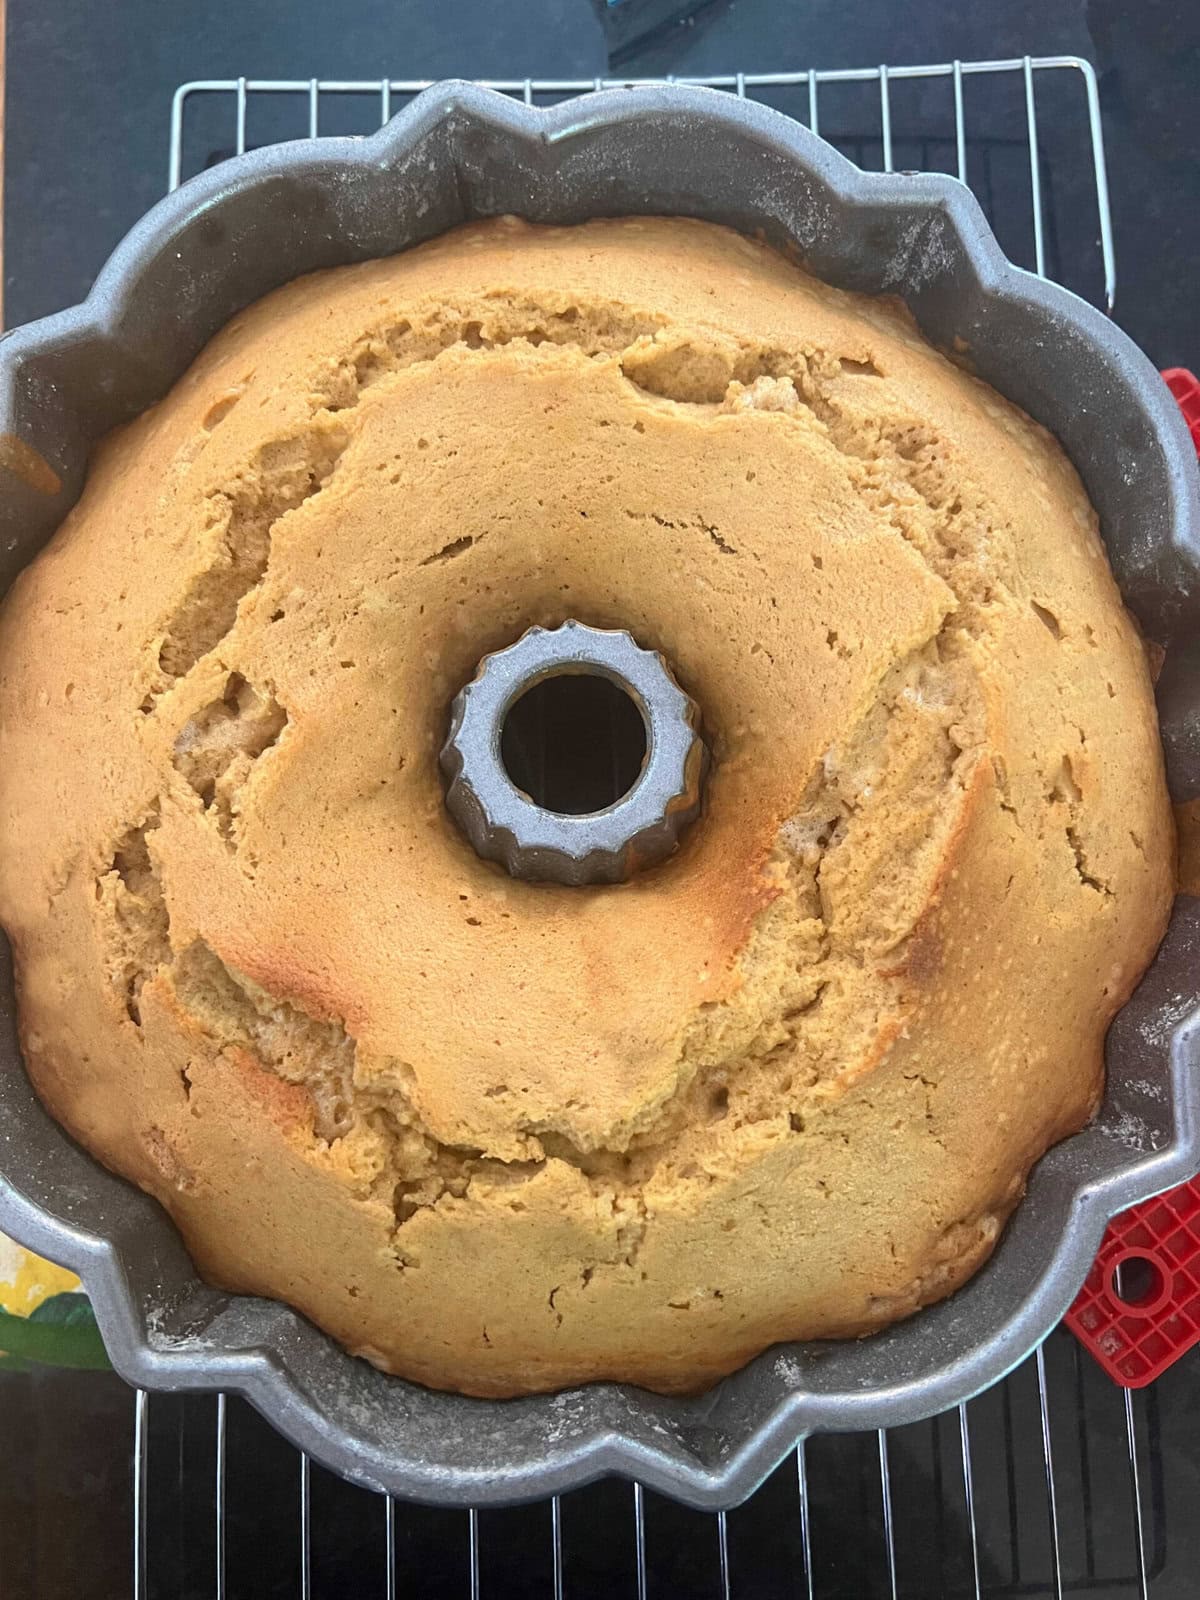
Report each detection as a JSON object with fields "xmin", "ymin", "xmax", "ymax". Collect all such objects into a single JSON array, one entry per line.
[
  {"xmin": 128, "ymin": 1329, "xmax": 1162, "ymax": 1598},
  {"xmin": 167, "ymin": 56, "xmax": 1116, "ymax": 311},
  {"xmin": 129, "ymin": 57, "xmax": 1161, "ymax": 1600}
]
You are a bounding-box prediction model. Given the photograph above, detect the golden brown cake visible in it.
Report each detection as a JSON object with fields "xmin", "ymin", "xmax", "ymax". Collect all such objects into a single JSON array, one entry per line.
[{"xmin": 0, "ymin": 217, "xmax": 1174, "ymax": 1396}]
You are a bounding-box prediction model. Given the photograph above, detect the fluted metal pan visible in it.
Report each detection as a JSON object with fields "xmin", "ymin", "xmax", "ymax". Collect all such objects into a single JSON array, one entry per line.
[{"xmin": 1, "ymin": 83, "xmax": 1198, "ymax": 1510}]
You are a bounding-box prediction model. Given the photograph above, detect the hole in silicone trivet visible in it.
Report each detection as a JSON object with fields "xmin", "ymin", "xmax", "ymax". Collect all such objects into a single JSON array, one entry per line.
[
  {"xmin": 1112, "ymin": 1255, "xmax": 1164, "ymax": 1308},
  {"xmin": 500, "ymin": 672, "xmax": 647, "ymax": 815}
]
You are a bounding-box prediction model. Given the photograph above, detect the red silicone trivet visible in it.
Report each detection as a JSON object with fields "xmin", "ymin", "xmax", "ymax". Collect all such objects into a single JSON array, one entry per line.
[
  {"xmin": 1065, "ymin": 1178, "xmax": 1200, "ymax": 1386},
  {"xmin": 1162, "ymin": 366, "xmax": 1200, "ymax": 452}
]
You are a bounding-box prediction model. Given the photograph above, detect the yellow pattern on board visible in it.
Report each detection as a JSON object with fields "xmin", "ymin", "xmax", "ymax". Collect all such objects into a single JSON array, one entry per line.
[{"xmin": 0, "ymin": 1228, "xmax": 79, "ymax": 1317}]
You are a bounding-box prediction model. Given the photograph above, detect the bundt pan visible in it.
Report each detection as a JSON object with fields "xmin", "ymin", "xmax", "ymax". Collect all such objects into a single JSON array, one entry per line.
[{"xmin": 1, "ymin": 84, "xmax": 1199, "ymax": 1511}]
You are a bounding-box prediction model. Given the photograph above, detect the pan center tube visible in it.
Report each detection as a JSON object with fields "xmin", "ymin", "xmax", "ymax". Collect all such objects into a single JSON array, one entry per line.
[{"xmin": 440, "ymin": 621, "xmax": 708, "ymax": 885}]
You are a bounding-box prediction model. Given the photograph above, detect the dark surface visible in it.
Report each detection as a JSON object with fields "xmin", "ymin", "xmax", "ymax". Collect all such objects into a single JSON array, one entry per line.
[{"xmin": 4, "ymin": 0, "xmax": 1200, "ymax": 1596}]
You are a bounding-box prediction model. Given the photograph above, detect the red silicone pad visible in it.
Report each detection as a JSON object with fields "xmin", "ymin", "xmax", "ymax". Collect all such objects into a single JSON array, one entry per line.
[
  {"xmin": 1162, "ymin": 366, "xmax": 1200, "ymax": 452},
  {"xmin": 1065, "ymin": 1178, "xmax": 1200, "ymax": 1386}
]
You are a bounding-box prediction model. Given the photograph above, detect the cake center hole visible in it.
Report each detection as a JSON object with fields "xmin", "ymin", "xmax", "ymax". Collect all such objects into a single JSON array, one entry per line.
[{"xmin": 500, "ymin": 672, "xmax": 648, "ymax": 815}]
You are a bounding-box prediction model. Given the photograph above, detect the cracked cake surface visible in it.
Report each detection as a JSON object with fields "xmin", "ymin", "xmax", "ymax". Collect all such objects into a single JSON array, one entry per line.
[{"xmin": 0, "ymin": 216, "xmax": 1173, "ymax": 1395}]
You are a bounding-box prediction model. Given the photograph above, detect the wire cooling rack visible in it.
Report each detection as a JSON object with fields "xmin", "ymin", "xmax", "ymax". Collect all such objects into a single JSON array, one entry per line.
[
  {"xmin": 51, "ymin": 54, "xmax": 1144, "ymax": 1600},
  {"xmin": 121, "ymin": 1329, "xmax": 1162, "ymax": 1599},
  {"xmin": 168, "ymin": 56, "xmax": 1116, "ymax": 311}
]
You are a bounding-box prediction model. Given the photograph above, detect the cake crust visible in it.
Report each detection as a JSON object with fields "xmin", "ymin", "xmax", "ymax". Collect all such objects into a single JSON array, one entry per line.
[{"xmin": 0, "ymin": 217, "xmax": 1173, "ymax": 1395}]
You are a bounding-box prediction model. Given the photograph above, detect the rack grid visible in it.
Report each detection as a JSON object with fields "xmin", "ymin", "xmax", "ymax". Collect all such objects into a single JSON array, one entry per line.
[
  {"xmin": 101, "ymin": 53, "xmax": 1159, "ymax": 1598},
  {"xmin": 126, "ymin": 1329, "xmax": 1164, "ymax": 1599},
  {"xmin": 168, "ymin": 56, "xmax": 1116, "ymax": 311}
]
